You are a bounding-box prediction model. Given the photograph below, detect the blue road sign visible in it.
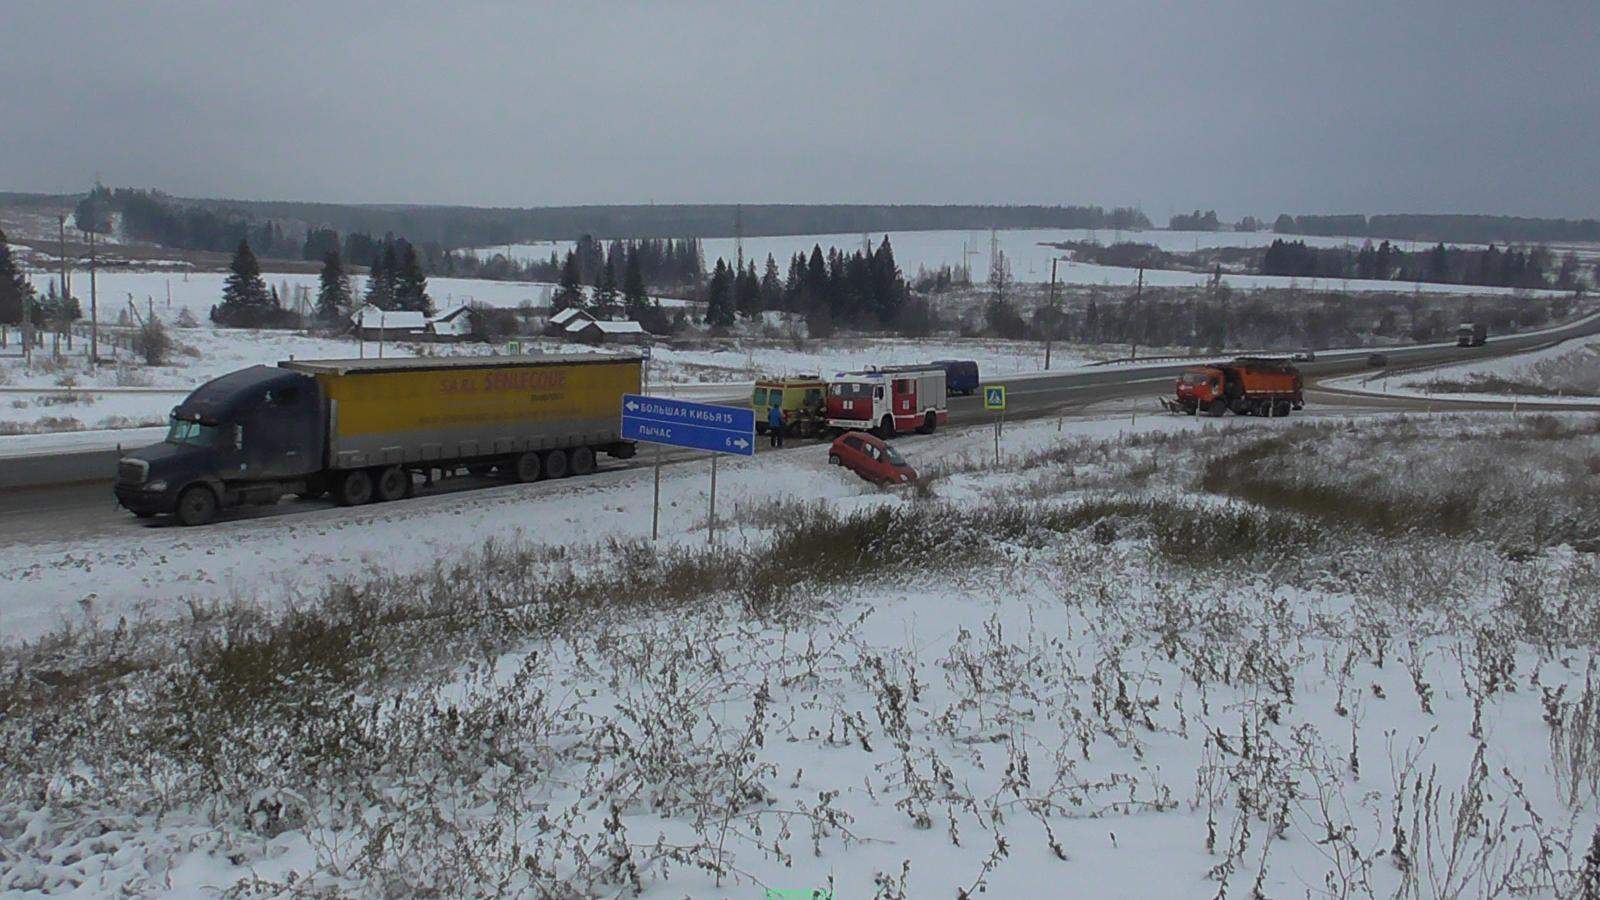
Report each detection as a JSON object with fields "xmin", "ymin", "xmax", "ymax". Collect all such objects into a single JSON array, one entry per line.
[
  {"xmin": 621, "ymin": 394, "xmax": 755, "ymax": 456},
  {"xmin": 984, "ymin": 385, "xmax": 1007, "ymax": 411}
]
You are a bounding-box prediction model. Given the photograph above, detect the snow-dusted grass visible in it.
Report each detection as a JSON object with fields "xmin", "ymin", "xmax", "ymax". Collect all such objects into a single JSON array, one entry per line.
[{"xmin": 5, "ymin": 412, "xmax": 1600, "ymax": 895}]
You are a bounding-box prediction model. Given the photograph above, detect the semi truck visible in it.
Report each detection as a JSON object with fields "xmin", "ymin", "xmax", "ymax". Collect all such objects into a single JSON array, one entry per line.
[
  {"xmin": 1457, "ymin": 322, "xmax": 1488, "ymax": 347},
  {"xmin": 1170, "ymin": 357, "xmax": 1303, "ymax": 417},
  {"xmin": 825, "ymin": 366, "xmax": 948, "ymax": 437},
  {"xmin": 114, "ymin": 353, "xmax": 641, "ymax": 525}
]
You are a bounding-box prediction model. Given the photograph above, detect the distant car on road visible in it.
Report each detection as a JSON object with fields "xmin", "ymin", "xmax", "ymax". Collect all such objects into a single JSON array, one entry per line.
[
  {"xmin": 1292, "ymin": 350, "xmax": 1316, "ymax": 362},
  {"xmin": 1367, "ymin": 353, "xmax": 1389, "ymax": 368},
  {"xmin": 828, "ymin": 431, "xmax": 917, "ymax": 485}
]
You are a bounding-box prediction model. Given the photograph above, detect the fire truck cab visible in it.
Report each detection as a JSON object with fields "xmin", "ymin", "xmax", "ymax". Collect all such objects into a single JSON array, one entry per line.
[{"xmin": 825, "ymin": 367, "xmax": 948, "ymax": 438}]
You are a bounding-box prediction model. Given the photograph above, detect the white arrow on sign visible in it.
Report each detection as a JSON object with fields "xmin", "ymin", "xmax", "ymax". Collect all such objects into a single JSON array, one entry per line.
[
  {"xmin": 731, "ymin": 438, "xmax": 750, "ymax": 449},
  {"xmin": 624, "ymin": 400, "xmax": 639, "ymax": 411}
]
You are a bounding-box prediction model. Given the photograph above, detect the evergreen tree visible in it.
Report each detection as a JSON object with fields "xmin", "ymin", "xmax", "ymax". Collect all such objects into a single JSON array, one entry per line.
[
  {"xmin": 734, "ymin": 260, "xmax": 761, "ymax": 319},
  {"xmin": 364, "ymin": 240, "xmax": 398, "ymax": 309},
  {"xmin": 870, "ymin": 236, "xmax": 905, "ymax": 325},
  {"xmin": 760, "ymin": 254, "xmax": 783, "ymax": 311},
  {"xmin": 212, "ymin": 239, "xmax": 275, "ymax": 326},
  {"xmin": 0, "ymin": 227, "xmax": 31, "ymax": 325},
  {"xmin": 554, "ymin": 250, "xmax": 586, "ymax": 311},
  {"xmin": 315, "ymin": 249, "xmax": 353, "ymax": 322},
  {"xmin": 705, "ymin": 259, "xmax": 735, "ymax": 328},
  {"xmin": 622, "ymin": 249, "xmax": 649, "ymax": 320},
  {"xmin": 596, "ymin": 258, "xmax": 618, "ymax": 314},
  {"xmin": 394, "ymin": 242, "xmax": 433, "ymax": 314}
]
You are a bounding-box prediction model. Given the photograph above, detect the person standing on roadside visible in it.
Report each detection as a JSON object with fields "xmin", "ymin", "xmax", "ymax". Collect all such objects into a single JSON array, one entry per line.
[{"xmin": 768, "ymin": 405, "xmax": 784, "ymax": 448}]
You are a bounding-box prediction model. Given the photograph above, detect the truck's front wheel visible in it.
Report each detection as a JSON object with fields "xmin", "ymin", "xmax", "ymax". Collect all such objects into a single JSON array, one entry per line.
[
  {"xmin": 336, "ymin": 469, "xmax": 373, "ymax": 506},
  {"xmin": 176, "ymin": 485, "xmax": 219, "ymax": 527},
  {"xmin": 1207, "ymin": 400, "xmax": 1227, "ymax": 417}
]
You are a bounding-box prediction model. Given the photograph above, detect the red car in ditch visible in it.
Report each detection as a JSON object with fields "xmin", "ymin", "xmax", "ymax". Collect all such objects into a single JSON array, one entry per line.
[{"xmin": 828, "ymin": 432, "xmax": 917, "ymax": 485}]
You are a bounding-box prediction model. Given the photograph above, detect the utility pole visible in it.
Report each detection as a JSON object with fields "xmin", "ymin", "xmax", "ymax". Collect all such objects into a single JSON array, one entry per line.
[
  {"xmin": 1130, "ymin": 266, "xmax": 1144, "ymax": 360},
  {"xmin": 1045, "ymin": 258, "xmax": 1059, "ymax": 370},
  {"xmin": 87, "ymin": 228, "xmax": 98, "ymax": 369},
  {"xmin": 58, "ymin": 215, "xmax": 69, "ymax": 305}
]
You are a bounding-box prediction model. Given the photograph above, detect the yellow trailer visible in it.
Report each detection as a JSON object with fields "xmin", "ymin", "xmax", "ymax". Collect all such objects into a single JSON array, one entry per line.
[{"xmin": 283, "ymin": 354, "xmax": 641, "ymax": 470}]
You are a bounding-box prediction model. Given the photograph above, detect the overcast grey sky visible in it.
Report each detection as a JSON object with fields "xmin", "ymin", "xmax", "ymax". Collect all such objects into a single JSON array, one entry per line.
[{"xmin": 2, "ymin": 0, "xmax": 1596, "ymax": 219}]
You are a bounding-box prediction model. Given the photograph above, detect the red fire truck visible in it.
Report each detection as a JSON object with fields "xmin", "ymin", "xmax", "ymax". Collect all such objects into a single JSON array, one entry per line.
[{"xmin": 825, "ymin": 367, "xmax": 949, "ymax": 437}]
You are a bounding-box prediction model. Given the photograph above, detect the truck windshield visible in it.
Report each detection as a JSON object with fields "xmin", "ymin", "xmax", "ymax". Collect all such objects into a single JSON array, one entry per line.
[
  {"xmin": 167, "ymin": 418, "xmax": 227, "ymax": 447},
  {"xmin": 1180, "ymin": 373, "xmax": 1210, "ymax": 385},
  {"xmin": 830, "ymin": 383, "xmax": 871, "ymax": 399}
]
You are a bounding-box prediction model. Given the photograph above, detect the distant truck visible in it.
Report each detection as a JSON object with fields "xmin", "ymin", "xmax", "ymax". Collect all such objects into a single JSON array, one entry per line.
[
  {"xmin": 114, "ymin": 354, "xmax": 641, "ymax": 525},
  {"xmin": 930, "ymin": 359, "xmax": 981, "ymax": 396},
  {"xmin": 1171, "ymin": 357, "xmax": 1303, "ymax": 417},
  {"xmin": 825, "ymin": 367, "xmax": 948, "ymax": 437},
  {"xmin": 752, "ymin": 375, "xmax": 827, "ymax": 437},
  {"xmin": 1457, "ymin": 322, "xmax": 1488, "ymax": 347}
]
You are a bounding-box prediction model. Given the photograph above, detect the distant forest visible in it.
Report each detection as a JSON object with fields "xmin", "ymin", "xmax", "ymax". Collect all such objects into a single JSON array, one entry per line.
[
  {"xmin": 71, "ymin": 186, "xmax": 1150, "ymax": 255},
  {"xmin": 1274, "ymin": 213, "xmax": 1600, "ymax": 245},
  {"xmin": 1260, "ymin": 238, "xmax": 1591, "ymax": 291}
]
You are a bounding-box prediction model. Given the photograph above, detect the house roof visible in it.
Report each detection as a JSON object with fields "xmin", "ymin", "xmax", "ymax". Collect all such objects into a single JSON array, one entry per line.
[
  {"xmin": 549, "ymin": 307, "xmax": 592, "ymax": 325},
  {"xmin": 431, "ymin": 304, "xmax": 472, "ymax": 322},
  {"xmin": 352, "ymin": 305, "xmax": 426, "ymax": 328},
  {"xmin": 568, "ymin": 319, "xmax": 646, "ymax": 334}
]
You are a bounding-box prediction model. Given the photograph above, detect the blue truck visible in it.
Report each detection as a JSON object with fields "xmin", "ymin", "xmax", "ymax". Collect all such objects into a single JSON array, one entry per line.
[{"xmin": 931, "ymin": 359, "xmax": 980, "ymax": 396}]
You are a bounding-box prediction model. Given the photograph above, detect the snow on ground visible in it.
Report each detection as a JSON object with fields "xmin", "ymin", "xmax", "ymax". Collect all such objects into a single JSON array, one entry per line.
[
  {"xmin": 1325, "ymin": 334, "xmax": 1600, "ymax": 405},
  {"xmin": 14, "ymin": 270, "xmax": 694, "ymax": 325},
  {"xmin": 459, "ymin": 239, "xmax": 577, "ymax": 263},
  {"xmin": 6, "ymin": 411, "xmax": 1600, "ymax": 896},
  {"xmin": 0, "ymin": 322, "xmax": 1077, "ymax": 434}
]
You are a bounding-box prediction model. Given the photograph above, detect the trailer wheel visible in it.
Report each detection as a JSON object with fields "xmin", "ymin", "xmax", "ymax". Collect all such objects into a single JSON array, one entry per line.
[
  {"xmin": 176, "ymin": 484, "xmax": 219, "ymax": 526},
  {"xmin": 919, "ymin": 411, "xmax": 937, "ymax": 434},
  {"xmin": 335, "ymin": 469, "xmax": 373, "ymax": 506},
  {"xmin": 570, "ymin": 446, "xmax": 596, "ymax": 476},
  {"xmin": 512, "ymin": 451, "xmax": 542, "ymax": 483},
  {"xmin": 374, "ymin": 466, "xmax": 408, "ymax": 502},
  {"xmin": 544, "ymin": 448, "xmax": 570, "ymax": 479},
  {"xmin": 1273, "ymin": 400, "xmax": 1292, "ymax": 417}
]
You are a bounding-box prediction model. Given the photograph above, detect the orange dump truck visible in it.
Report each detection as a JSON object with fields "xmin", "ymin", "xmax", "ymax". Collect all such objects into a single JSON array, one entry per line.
[{"xmin": 1172, "ymin": 357, "xmax": 1303, "ymax": 417}]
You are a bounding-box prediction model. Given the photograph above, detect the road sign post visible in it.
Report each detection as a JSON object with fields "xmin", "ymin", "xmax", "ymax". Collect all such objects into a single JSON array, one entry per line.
[
  {"xmin": 984, "ymin": 385, "xmax": 1007, "ymax": 465},
  {"xmin": 621, "ymin": 394, "xmax": 755, "ymax": 543}
]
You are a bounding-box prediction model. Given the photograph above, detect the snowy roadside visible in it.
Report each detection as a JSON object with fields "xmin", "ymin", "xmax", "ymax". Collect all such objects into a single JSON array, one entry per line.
[
  {"xmin": 5, "ymin": 411, "xmax": 1600, "ymax": 896},
  {"xmin": 1323, "ymin": 333, "xmax": 1600, "ymax": 405},
  {"xmin": 0, "ymin": 409, "xmax": 1247, "ymax": 644}
]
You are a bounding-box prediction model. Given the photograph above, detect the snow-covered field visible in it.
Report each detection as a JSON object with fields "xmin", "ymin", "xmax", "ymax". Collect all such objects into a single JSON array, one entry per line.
[
  {"xmin": 0, "ymin": 325, "xmax": 1074, "ymax": 434},
  {"xmin": 696, "ymin": 228, "xmax": 1550, "ymax": 294},
  {"xmin": 12, "ymin": 270, "xmax": 695, "ymax": 325},
  {"xmin": 1326, "ymin": 334, "xmax": 1600, "ymax": 405},
  {"xmin": 5, "ymin": 411, "xmax": 1600, "ymax": 896}
]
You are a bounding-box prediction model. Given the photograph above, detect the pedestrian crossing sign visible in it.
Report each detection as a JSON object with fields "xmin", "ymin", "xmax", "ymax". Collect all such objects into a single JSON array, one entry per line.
[{"xmin": 984, "ymin": 385, "xmax": 1006, "ymax": 411}]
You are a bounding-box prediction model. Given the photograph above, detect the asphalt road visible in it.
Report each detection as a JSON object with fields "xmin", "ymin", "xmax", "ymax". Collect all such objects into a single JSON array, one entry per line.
[{"xmin": 3, "ymin": 313, "xmax": 1598, "ymax": 544}]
